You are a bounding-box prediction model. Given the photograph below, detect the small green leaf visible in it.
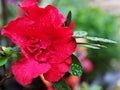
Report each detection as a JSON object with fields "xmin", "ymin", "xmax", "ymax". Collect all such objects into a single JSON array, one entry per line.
[
  {"xmin": 53, "ymin": 78, "xmax": 71, "ymax": 90},
  {"xmin": 86, "ymin": 36, "xmax": 117, "ymax": 43},
  {"xmin": 73, "ymin": 31, "xmax": 87, "ymax": 38},
  {"xmin": 0, "ymin": 50, "xmax": 5, "ymax": 55},
  {"xmin": 91, "ymin": 86, "xmax": 102, "ymax": 90},
  {"xmin": 11, "ymin": 46, "xmax": 20, "ymax": 52},
  {"xmin": 4, "ymin": 47, "xmax": 12, "ymax": 55},
  {"xmin": 77, "ymin": 43, "xmax": 107, "ymax": 49},
  {"xmin": 64, "ymin": 11, "xmax": 72, "ymax": 26},
  {"xmin": 70, "ymin": 54, "xmax": 82, "ymax": 76},
  {"xmin": 77, "ymin": 44, "xmax": 100, "ymax": 49},
  {"xmin": 91, "ymin": 44, "xmax": 107, "ymax": 48},
  {"xmin": 81, "ymin": 82, "xmax": 89, "ymax": 90},
  {"xmin": 0, "ymin": 57, "xmax": 9, "ymax": 66}
]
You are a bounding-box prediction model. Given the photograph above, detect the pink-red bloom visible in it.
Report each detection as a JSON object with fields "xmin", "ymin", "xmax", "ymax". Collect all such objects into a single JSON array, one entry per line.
[{"xmin": 2, "ymin": 0, "xmax": 76, "ymax": 85}]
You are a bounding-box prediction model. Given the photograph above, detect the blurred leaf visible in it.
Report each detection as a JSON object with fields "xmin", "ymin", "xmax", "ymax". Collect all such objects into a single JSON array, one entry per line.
[
  {"xmin": 53, "ymin": 78, "xmax": 71, "ymax": 90},
  {"xmin": 0, "ymin": 57, "xmax": 9, "ymax": 66},
  {"xmin": 77, "ymin": 43, "xmax": 100, "ymax": 49},
  {"xmin": 86, "ymin": 36, "xmax": 117, "ymax": 43},
  {"xmin": 73, "ymin": 31, "xmax": 87, "ymax": 38},
  {"xmin": 11, "ymin": 52, "xmax": 21, "ymax": 61},
  {"xmin": 91, "ymin": 86, "xmax": 102, "ymax": 90},
  {"xmin": 4, "ymin": 47, "xmax": 12, "ymax": 55},
  {"xmin": 70, "ymin": 54, "xmax": 82, "ymax": 76},
  {"xmin": 11, "ymin": 46, "xmax": 20, "ymax": 52},
  {"xmin": 78, "ymin": 43, "xmax": 107, "ymax": 48},
  {"xmin": 0, "ymin": 50, "xmax": 5, "ymax": 55},
  {"xmin": 64, "ymin": 11, "xmax": 72, "ymax": 26},
  {"xmin": 91, "ymin": 44, "xmax": 107, "ymax": 48},
  {"xmin": 81, "ymin": 82, "xmax": 89, "ymax": 90},
  {"xmin": 79, "ymin": 82, "xmax": 102, "ymax": 90}
]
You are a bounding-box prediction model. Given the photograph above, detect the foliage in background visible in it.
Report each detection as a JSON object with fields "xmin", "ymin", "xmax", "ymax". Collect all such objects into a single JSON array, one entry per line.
[
  {"xmin": 0, "ymin": 0, "xmax": 18, "ymax": 47},
  {"xmin": 74, "ymin": 7, "xmax": 120, "ymax": 73},
  {"xmin": 75, "ymin": 8, "xmax": 119, "ymax": 72}
]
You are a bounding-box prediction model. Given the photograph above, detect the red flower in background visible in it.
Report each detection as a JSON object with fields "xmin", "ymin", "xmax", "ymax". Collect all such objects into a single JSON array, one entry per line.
[
  {"xmin": 81, "ymin": 59, "xmax": 93, "ymax": 73},
  {"xmin": 2, "ymin": 0, "xmax": 76, "ymax": 85}
]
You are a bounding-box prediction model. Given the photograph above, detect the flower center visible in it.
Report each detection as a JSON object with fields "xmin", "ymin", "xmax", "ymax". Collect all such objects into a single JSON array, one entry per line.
[{"xmin": 25, "ymin": 37, "xmax": 54, "ymax": 62}]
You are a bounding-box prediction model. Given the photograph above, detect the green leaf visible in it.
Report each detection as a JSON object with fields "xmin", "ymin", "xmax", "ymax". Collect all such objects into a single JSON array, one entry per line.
[
  {"xmin": 70, "ymin": 54, "xmax": 82, "ymax": 76},
  {"xmin": 91, "ymin": 86, "xmax": 102, "ymax": 90},
  {"xmin": 86, "ymin": 36, "xmax": 117, "ymax": 43},
  {"xmin": 0, "ymin": 50, "xmax": 5, "ymax": 55},
  {"xmin": 81, "ymin": 82, "xmax": 89, "ymax": 90},
  {"xmin": 91, "ymin": 44, "xmax": 107, "ymax": 48},
  {"xmin": 77, "ymin": 43, "xmax": 107, "ymax": 49},
  {"xmin": 53, "ymin": 78, "xmax": 71, "ymax": 90},
  {"xmin": 64, "ymin": 11, "xmax": 72, "ymax": 26},
  {"xmin": 11, "ymin": 46, "xmax": 20, "ymax": 52},
  {"xmin": 0, "ymin": 57, "xmax": 9, "ymax": 66},
  {"xmin": 77, "ymin": 44, "xmax": 100, "ymax": 49},
  {"xmin": 73, "ymin": 31, "xmax": 87, "ymax": 38},
  {"xmin": 4, "ymin": 47, "xmax": 12, "ymax": 55}
]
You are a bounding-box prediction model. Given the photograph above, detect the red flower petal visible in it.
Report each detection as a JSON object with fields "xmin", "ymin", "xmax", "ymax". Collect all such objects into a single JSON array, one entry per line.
[
  {"xmin": 12, "ymin": 56, "xmax": 51, "ymax": 85},
  {"xmin": 49, "ymin": 38, "xmax": 76, "ymax": 63},
  {"xmin": 43, "ymin": 5, "xmax": 66, "ymax": 27},
  {"xmin": 2, "ymin": 17, "xmax": 34, "ymax": 46},
  {"xmin": 19, "ymin": 1, "xmax": 66, "ymax": 27},
  {"xmin": 19, "ymin": 0, "xmax": 38, "ymax": 7},
  {"xmin": 18, "ymin": 0, "xmax": 41, "ymax": 19},
  {"xmin": 43, "ymin": 57, "xmax": 71, "ymax": 82}
]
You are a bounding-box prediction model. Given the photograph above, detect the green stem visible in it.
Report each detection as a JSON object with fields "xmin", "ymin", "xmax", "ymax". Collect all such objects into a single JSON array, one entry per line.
[
  {"xmin": 0, "ymin": 65, "xmax": 13, "ymax": 86},
  {"xmin": 3, "ymin": 65, "xmax": 6, "ymax": 74},
  {"xmin": 38, "ymin": 0, "xmax": 42, "ymax": 3}
]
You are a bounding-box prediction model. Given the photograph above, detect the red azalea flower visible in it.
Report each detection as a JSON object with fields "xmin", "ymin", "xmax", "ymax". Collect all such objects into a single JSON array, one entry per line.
[{"xmin": 2, "ymin": 0, "xmax": 76, "ymax": 85}]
